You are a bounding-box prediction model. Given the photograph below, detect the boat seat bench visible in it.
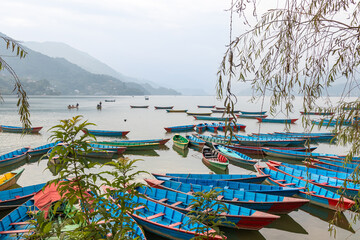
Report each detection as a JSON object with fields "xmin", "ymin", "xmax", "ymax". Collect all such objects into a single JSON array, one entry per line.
[
  {"xmin": 0, "ymin": 229, "xmax": 33, "ymax": 234},
  {"xmin": 169, "ymin": 222, "xmax": 182, "ymax": 228},
  {"xmin": 171, "ymin": 201, "xmax": 183, "ymax": 207},
  {"xmin": 146, "ymin": 213, "xmax": 165, "ymax": 220},
  {"xmin": 9, "ymin": 222, "xmax": 31, "ymax": 226}
]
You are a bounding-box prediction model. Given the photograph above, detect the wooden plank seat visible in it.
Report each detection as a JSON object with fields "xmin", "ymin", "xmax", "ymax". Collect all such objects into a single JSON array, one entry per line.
[
  {"xmin": 134, "ymin": 205, "xmax": 146, "ymax": 211},
  {"xmin": 169, "ymin": 222, "xmax": 182, "ymax": 228},
  {"xmin": 158, "ymin": 198, "xmax": 168, "ymax": 203},
  {"xmin": 283, "ymin": 183, "xmax": 296, "ymax": 186},
  {"xmin": 0, "ymin": 229, "xmax": 33, "ymax": 234},
  {"xmin": 9, "ymin": 222, "xmax": 31, "ymax": 226},
  {"xmin": 146, "ymin": 213, "xmax": 165, "ymax": 220},
  {"xmin": 170, "ymin": 201, "xmax": 183, "ymax": 207},
  {"xmin": 217, "ymin": 195, "xmax": 224, "ymax": 200},
  {"xmin": 232, "ymin": 198, "xmax": 238, "ymax": 201},
  {"xmin": 185, "ymin": 205, "xmax": 193, "ymax": 210}
]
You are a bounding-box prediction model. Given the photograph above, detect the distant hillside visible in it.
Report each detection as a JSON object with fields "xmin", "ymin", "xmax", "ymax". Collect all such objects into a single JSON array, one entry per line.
[
  {"xmin": 24, "ymin": 41, "xmax": 165, "ymax": 89},
  {"xmin": 0, "ymin": 33, "xmax": 180, "ymax": 95}
]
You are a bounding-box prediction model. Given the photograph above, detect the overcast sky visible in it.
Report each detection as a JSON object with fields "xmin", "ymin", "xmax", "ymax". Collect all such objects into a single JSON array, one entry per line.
[{"xmin": 0, "ymin": 0, "xmax": 234, "ymax": 93}]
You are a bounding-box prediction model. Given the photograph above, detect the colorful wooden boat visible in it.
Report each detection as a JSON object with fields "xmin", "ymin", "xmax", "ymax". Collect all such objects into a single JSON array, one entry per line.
[
  {"xmin": 273, "ymin": 132, "xmax": 336, "ymax": 141},
  {"xmin": 157, "ymin": 175, "xmax": 301, "ymax": 197},
  {"xmin": 164, "ymin": 125, "xmax": 195, "ymax": 132},
  {"xmin": 204, "ymin": 123, "xmax": 219, "ymax": 133},
  {"xmin": 256, "ymin": 118, "xmax": 298, "ymax": 124},
  {"xmin": 226, "ymin": 145, "xmax": 317, "ymax": 156},
  {"xmin": 235, "ymin": 123, "xmax": 247, "ymax": 131},
  {"xmin": 237, "ymin": 114, "xmax": 268, "ymax": 119},
  {"xmin": 193, "ymin": 116, "xmax": 233, "ymax": 121},
  {"xmin": 82, "ymin": 129, "xmax": 130, "ymax": 137},
  {"xmin": 172, "ymin": 134, "xmax": 189, "ymax": 150},
  {"xmin": 104, "ymin": 99, "xmax": 115, "ymax": 102},
  {"xmin": 186, "ymin": 135, "xmax": 205, "ymax": 148},
  {"xmin": 0, "ymin": 148, "xmax": 29, "ymax": 167},
  {"xmin": 0, "ymin": 168, "xmax": 24, "ymax": 191},
  {"xmin": 201, "ymin": 147, "xmax": 229, "ymax": 171},
  {"xmin": 89, "ymin": 143, "xmax": 126, "ymax": 154},
  {"xmin": 213, "ymin": 144, "xmax": 257, "ymax": 165},
  {"xmin": 187, "ymin": 112, "xmax": 212, "ymax": 116},
  {"xmin": 197, "ymin": 105, "xmax": 215, "ymax": 108},
  {"xmin": 239, "ymin": 111, "xmax": 267, "ymax": 115},
  {"xmin": 300, "ymin": 111, "xmax": 334, "ymax": 115},
  {"xmin": 130, "ymin": 105, "xmax": 149, "ymax": 108},
  {"xmin": 0, "ymin": 125, "xmax": 43, "ymax": 134},
  {"xmin": 28, "ymin": 142, "xmax": 59, "ymax": 157},
  {"xmin": 136, "ymin": 186, "xmax": 279, "ymax": 230},
  {"xmin": 314, "ymin": 158, "xmax": 359, "ymax": 169},
  {"xmin": 0, "ymin": 199, "xmax": 36, "ymax": 238},
  {"xmin": 145, "ymin": 178, "xmax": 309, "ymax": 214},
  {"xmin": 152, "ymin": 173, "xmax": 269, "ymax": 184},
  {"xmin": 107, "ymin": 188, "xmax": 222, "ymax": 240},
  {"xmin": 155, "ymin": 106, "xmax": 174, "ymax": 109},
  {"xmin": 110, "ymin": 138, "xmax": 170, "ymax": 145},
  {"xmin": 166, "ymin": 109, "xmax": 188, "ymax": 113},
  {"xmin": 216, "ymin": 107, "xmax": 226, "ymax": 110},
  {"xmin": 79, "ymin": 149, "xmax": 115, "ymax": 159},
  {"xmin": 195, "ymin": 123, "xmax": 206, "ymax": 133},
  {"xmin": 92, "ymin": 141, "xmax": 161, "ymax": 150},
  {"xmin": 305, "ymin": 160, "xmax": 355, "ymax": 174},
  {"xmin": 266, "ymin": 161, "xmax": 360, "ymax": 198},
  {"xmin": 196, "ymin": 134, "xmax": 232, "ymax": 146},
  {"xmin": 269, "ymin": 160, "xmax": 353, "ymax": 181},
  {"xmin": 252, "ymin": 132, "xmax": 322, "ymax": 141},
  {"xmin": 255, "ymin": 165, "xmax": 355, "ymax": 211}
]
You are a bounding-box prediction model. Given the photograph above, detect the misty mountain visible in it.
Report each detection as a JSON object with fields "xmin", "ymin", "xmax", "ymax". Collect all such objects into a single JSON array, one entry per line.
[
  {"xmin": 0, "ymin": 33, "xmax": 179, "ymax": 95},
  {"xmin": 24, "ymin": 41, "xmax": 162, "ymax": 88}
]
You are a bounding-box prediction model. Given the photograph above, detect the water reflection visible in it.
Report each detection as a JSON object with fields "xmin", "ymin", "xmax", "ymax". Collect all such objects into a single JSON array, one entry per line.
[
  {"xmin": 228, "ymin": 160, "xmax": 258, "ymax": 172},
  {"xmin": 189, "ymin": 145, "xmax": 202, "ymax": 153},
  {"xmin": 220, "ymin": 227, "xmax": 265, "ymax": 240},
  {"xmin": 201, "ymin": 158, "xmax": 229, "ymax": 174},
  {"xmin": 124, "ymin": 150, "xmax": 160, "ymax": 157},
  {"xmin": 265, "ymin": 214, "xmax": 308, "ymax": 234},
  {"xmin": 172, "ymin": 145, "xmax": 189, "ymax": 158},
  {"xmin": 300, "ymin": 203, "xmax": 355, "ymax": 233}
]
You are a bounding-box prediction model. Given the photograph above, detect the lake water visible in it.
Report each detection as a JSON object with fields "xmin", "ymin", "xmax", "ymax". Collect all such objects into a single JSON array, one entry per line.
[{"xmin": 0, "ymin": 95, "xmax": 359, "ymax": 240}]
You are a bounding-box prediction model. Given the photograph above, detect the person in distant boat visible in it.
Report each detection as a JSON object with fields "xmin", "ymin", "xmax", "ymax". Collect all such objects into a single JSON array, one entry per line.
[
  {"xmin": 99, "ymin": 101, "xmax": 102, "ymax": 106},
  {"xmin": 76, "ymin": 103, "xmax": 79, "ymax": 108},
  {"xmin": 68, "ymin": 105, "xmax": 71, "ymax": 109}
]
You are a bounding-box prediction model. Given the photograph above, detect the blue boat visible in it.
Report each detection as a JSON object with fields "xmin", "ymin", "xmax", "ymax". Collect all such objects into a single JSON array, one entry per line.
[
  {"xmin": 266, "ymin": 161, "xmax": 360, "ymax": 198},
  {"xmin": 197, "ymin": 105, "xmax": 215, "ymax": 108},
  {"xmin": 213, "ymin": 144, "xmax": 257, "ymax": 165},
  {"xmin": 239, "ymin": 111, "xmax": 267, "ymax": 115},
  {"xmin": 262, "ymin": 148, "xmax": 341, "ymax": 161},
  {"xmin": 307, "ymin": 160, "xmax": 355, "ymax": 174},
  {"xmin": 28, "ymin": 142, "xmax": 59, "ymax": 157},
  {"xmin": 145, "ymin": 178, "xmax": 309, "ymax": 214},
  {"xmin": 0, "ymin": 125, "xmax": 43, "ymax": 134},
  {"xmin": 195, "ymin": 123, "xmax": 207, "ymax": 133},
  {"xmin": 218, "ymin": 134, "xmax": 306, "ymax": 147},
  {"xmin": 185, "ymin": 135, "xmax": 205, "ymax": 148},
  {"xmin": 255, "ymin": 165, "xmax": 355, "ymax": 211},
  {"xmin": 136, "ymin": 186, "xmax": 280, "ymax": 230},
  {"xmin": 83, "ymin": 129, "xmax": 130, "ymax": 137},
  {"xmin": 273, "ymin": 132, "xmax": 336, "ymax": 141},
  {"xmin": 268, "ymin": 160, "xmax": 353, "ymax": 182},
  {"xmin": 154, "ymin": 175, "xmax": 300, "ymax": 197},
  {"xmin": 107, "ymin": 188, "xmax": 222, "ymax": 240},
  {"xmin": 314, "ymin": 158, "xmax": 359, "ymax": 169},
  {"xmin": 257, "ymin": 118, "xmax": 298, "ymax": 124},
  {"xmin": 0, "ymin": 199, "xmax": 36, "ymax": 239},
  {"xmin": 89, "ymin": 143, "xmax": 127, "ymax": 154},
  {"xmin": 193, "ymin": 116, "xmax": 233, "ymax": 121},
  {"xmin": 0, "ymin": 148, "xmax": 29, "ymax": 167},
  {"xmin": 152, "ymin": 173, "xmax": 269, "ymax": 184},
  {"xmin": 164, "ymin": 125, "xmax": 195, "ymax": 132},
  {"xmin": 0, "ymin": 183, "xmax": 45, "ymax": 210},
  {"xmin": 196, "ymin": 134, "xmax": 231, "ymax": 146},
  {"xmin": 204, "ymin": 123, "xmax": 219, "ymax": 133}
]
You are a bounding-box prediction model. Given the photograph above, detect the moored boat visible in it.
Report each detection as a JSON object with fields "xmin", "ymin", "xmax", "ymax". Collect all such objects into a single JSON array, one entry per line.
[
  {"xmin": 186, "ymin": 135, "xmax": 206, "ymax": 148},
  {"xmin": 28, "ymin": 142, "xmax": 59, "ymax": 157},
  {"xmin": 155, "ymin": 106, "xmax": 174, "ymax": 109},
  {"xmin": 212, "ymin": 110, "xmax": 240, "ymax": 113},
  {"xmin": 266, "ymin": 161, "xmax": 360, "ymax": 198},
  {"xmin": 256, "ymin": 118, "xmax": 298, "ymax": 124},
  {"xmin": 104, "ymin": 99, "xmax": 115, "ymax": 102},
  {"xmin": 172, "ymin": 134, "xmax": 189, "ymax": 150},
  {"xmin": 107, "ymin": 188, "xmax": 222, "ymax": 240},
  {"xmin": 226, "ymin": 145, "xmax": 317, "ymax": 156},
  {"xmin": 91, "ymin": 141, "xmax": 161, "ymax": 150},
  {"xmin": 0, "ymin": 168, "xmax": 25, "ymax": 191},
  {"xmin": 187, "ymin": 112, "xmax": 212, "ymax": 116},
  {"xmin": 164, "ymin": 125, "xmax": 195, "ymax": 132},
  {"xmin": 166, "ymin": 109, "xmax": 188, "ymax": 113},
  {"xmin": 130, "ymin": 105, "xmax": 149, "ymax": 108},
  {"xmin": 0, "ymin": 148, "xmax": 29, "ymax": 168},
  {"xmin": 213, "ymin": 144, "xmax": 258, "ymax": 165},
  {"xmin": 197, "ymin": 105, "xmax": 216, "ymax": 108},
  {"xmin": 300, "ymin": 111, "xmax": 334, "ymax": 115},
  {"xmin": 201, "ymin": 147, "xmax": 229, "ymax": 171},
  {"xmin": 255, "ymin": 165, "xmax": 355, "ymax": 211},
  {"xmin": 239, "ymin": 111, "xmax": 267, "ymax": 115},
  {"xmin": 204, "ymin": 123, "xmax": 219, "ymax": 133},
  {"xmin": 82, "ymin": 129, "xmax": 130, "ymax": 137},
  {"xmin": 0, "ymin": 125, "xmax": 43, "ymax": 134},
  {"xmin": 136, "ymin": 186, "xmax": 280, "ymax": 230},
  {"xmin": 195, "ymin": 123, "xmax": 207, "ymax": 133},
  {"xmin": 89, "ymin": 143, "xmax": 127, "ymax": 154},
  {"xmin": 152, "ymin": 173, "xmax": 269, "ymax": 184},
  {"xmin": 145, "ymin": 178, "xmax": 309, "ymax": 214},
  {"xmin": 237, "ymin": 114, "xmax": 268, "ymax": 119}
]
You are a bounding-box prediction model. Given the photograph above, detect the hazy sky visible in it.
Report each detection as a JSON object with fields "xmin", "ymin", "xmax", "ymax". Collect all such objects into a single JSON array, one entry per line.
[{"xmin": 0, "ymin": 0, "xmax": 232, "ymax": 93}]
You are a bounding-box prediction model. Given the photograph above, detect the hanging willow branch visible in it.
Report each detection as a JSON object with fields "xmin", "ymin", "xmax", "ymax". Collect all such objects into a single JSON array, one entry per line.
[{"xmin": 0, "ymin": 36, "xmax": 30, "ymax": 128}]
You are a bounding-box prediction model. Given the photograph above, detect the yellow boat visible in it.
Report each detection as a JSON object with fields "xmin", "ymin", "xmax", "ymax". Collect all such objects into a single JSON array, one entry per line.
[{"xmin": 0, "ymin": 168, "xmax": 24, "ymax": 191}]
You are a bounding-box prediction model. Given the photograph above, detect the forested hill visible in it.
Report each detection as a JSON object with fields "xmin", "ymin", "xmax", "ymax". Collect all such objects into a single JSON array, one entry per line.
[{"xmin": 0, "ymin": 34, "xmax": 180, "ymax": 95}]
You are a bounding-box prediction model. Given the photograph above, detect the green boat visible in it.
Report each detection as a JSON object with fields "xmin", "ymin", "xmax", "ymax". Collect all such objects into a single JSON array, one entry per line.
[
  {"xmin": 91, "ymin": 141, "xmax": 161, "ymax": 150},
  {"xmin": 172, "ymin": 134, "xmax": 189, "ymax": 150}
]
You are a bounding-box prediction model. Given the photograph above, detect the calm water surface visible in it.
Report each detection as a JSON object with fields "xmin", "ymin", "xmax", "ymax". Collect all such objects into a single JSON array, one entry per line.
[{"xmin": 0, "ymin": 95, "xmax": 359, "ymax": 240}]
